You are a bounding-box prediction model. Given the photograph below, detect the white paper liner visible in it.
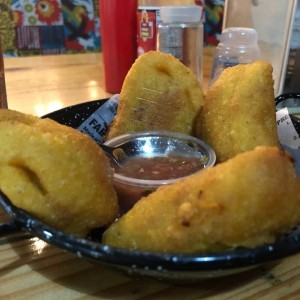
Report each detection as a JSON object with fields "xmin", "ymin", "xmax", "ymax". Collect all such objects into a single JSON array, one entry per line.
[
  {"xmin": 276, "ymin": 107, "xmax": 300, "ymax": 149},
  {"xmin": 77, "ymin": 94, "xmax": 119, "ymax": 144},
  {"xmin": 276, "ymin": 107, "xmax": 300, "ymax": 175}
]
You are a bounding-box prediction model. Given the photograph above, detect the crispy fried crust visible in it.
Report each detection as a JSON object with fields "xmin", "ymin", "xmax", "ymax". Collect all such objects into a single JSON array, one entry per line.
[
  {"xmin": 196, "ymin": 61, "xmax": 280, "ymax": 163},
  {"xmin": 106, "ymin": 51, "xmax": 204, "ymax": 140},
  {"xmin": 103, "ymin": 146, "xmax": 300, "ymax": 253},
  {"xmin": 0, "ymin": 109, "xmax": 119, "ymax": 236}
]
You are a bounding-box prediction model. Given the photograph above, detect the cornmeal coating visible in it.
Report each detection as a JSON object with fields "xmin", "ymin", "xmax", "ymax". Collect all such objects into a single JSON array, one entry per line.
[
  {"xmin": 103, "ymin": 147, "xmax": 300, "ymax": 253},
  {"xmin": 0, "ymin": 109, "xmax": 118, "ymax": 237},
  {"xmin": 196, "ymin": 61, "xmax": 279, "ymax": 163},
  {"xmin": 106, "ymin": 51, "xmax": 204, "ymax": 140}
]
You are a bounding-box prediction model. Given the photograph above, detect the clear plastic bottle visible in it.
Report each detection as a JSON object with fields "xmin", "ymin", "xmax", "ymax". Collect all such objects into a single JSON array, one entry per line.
[
  {"xmin": 209, "ymin": 27, "xmax": 261, "ymax": 87},
  {"xmin": 156, "ymin": 6, "xmax": 203, "ymax": 83},
  {"xmin": 137, "ymin": 0, "xmax": 197, "ymax": 56}
]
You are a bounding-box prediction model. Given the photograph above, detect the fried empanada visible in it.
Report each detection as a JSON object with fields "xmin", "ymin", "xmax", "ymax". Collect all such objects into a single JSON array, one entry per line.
[
  {"xmin": 0, "ymin": 109, "xmax": 119, "ymax": 237},
  {"xmin": 106, "ymin": 51, "xmax": 204, "ymax": 140},
  {"xmin": 103, "ymin": 146, "xmax": 300, "ymax": 253},
  {"xmin": 196, "ymin": 61, "xmax": 280, "ymax": 163}
]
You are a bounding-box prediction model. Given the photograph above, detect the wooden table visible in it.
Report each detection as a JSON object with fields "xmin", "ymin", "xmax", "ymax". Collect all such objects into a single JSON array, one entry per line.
[{"xmin": 1, "ymin": 49, "xmax": 300, "ymax": 299}]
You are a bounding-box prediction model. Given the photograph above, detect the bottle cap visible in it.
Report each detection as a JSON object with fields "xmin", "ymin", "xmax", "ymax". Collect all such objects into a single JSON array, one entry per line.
[
  {"xmin": 220, "ymin": 27, "xmax": 258, "ymax": 46},
  {"xmin": 160, "ymin": 6, "xmax": 202, "ymax": 23}
]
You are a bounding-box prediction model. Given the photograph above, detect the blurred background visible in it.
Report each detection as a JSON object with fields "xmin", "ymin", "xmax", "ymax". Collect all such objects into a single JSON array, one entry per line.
[
  {"xmin": 0, "ymin": 0, "xmax": 101, "ymax": 56},
  {"xmin": 0, "ymin": 0, "xmax": 225, "ymax": 57}
]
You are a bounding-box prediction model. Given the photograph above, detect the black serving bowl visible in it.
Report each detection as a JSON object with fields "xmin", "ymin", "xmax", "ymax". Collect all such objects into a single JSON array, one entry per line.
[
  {"xmin": 0, "ymin": 97, "xmax": 300, "ymax": 283},
  {"xmin": 1, "ymin": 186, "xmax": 300, "ymax": 282}
]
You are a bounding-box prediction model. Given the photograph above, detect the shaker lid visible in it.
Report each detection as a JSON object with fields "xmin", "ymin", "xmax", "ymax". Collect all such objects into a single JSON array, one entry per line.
[
  {"xmin": 160, "ymin": 6, "xmax": 202, "ymax": 23},
  {"xmin": 220, "ymin": 27, "xmax": 258, "ymax": 45}
]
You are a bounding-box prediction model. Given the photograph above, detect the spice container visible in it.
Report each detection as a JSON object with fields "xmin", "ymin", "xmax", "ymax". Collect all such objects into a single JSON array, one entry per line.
[
  {"xmin": 137, "ymin": 0, "xmax": 199, "ymax": 57},
  {"xmin": 137, "ymin": 0, "xmax": 161, "ymax": 57},
  {"xmin": 209, "ymin": 27, "xmax": 261, "ymax": 87},
  {"xmin": 156, "ymin": 6, "xmax": 203, "ymax": 83}
]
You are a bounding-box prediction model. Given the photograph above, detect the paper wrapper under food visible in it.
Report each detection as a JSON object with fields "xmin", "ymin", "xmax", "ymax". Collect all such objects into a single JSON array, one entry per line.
[
  {"xmin": 77, "ymin": 94, "xmax": 118, "ymax": 144},
  {"xmin": 276, "ymin": 107, "xmax": 300, "ymax": 175},
  {"xmin": 76, "ymin": 95, "xmax": 300, "ymax": 175}
]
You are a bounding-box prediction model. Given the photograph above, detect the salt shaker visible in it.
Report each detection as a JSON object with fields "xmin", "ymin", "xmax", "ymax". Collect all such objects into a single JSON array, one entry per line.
[
  {"xmin": 156, "ymin": 6, "xmax": 203, "ymax": 83},
  {"xmin": 209, "ymin": 27, "xmax": 261, "ymax": 87},
  {"xmin": 0, "ymin": 36, "xmax": 7, "ymax": 109}
]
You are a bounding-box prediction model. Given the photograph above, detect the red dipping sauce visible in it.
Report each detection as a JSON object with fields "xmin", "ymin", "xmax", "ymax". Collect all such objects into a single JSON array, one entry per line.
[
  {"xmin": 104, "ymin": 130, "xmax": 216, "ymax": 215},
  {"xmin": 111, "ymin": 154, "xmax": 206, "ymax": 214},
  {"xmin": 114, "ymin": 155, "xmax": 205, "ymax": 180}
]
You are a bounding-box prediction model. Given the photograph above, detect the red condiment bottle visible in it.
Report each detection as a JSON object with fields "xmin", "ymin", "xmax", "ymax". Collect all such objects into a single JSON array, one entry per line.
[{"xmin": 100, "ymin": 0, "xmax": 137, "ymax": 94}]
